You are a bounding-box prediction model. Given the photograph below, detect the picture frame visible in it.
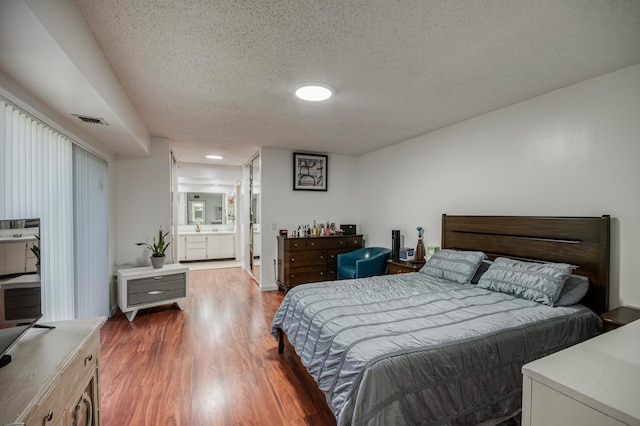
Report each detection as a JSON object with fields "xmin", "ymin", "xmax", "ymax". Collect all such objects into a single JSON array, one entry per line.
[{"xmin": 293, "ymin": 152, "xmax": 328, "ymax": 191}]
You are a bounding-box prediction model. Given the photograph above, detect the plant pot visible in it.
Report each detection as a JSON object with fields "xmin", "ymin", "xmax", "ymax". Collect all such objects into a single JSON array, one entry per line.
[{"xmin": 150, "ymin": 255, "xmax": 166, "ymax": 269}]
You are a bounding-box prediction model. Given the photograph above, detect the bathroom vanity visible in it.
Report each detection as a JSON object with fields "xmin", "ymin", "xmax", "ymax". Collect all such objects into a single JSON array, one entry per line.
[{"xmin": 178, "ymin": 231, "xmax": 236, "ymax": 261}]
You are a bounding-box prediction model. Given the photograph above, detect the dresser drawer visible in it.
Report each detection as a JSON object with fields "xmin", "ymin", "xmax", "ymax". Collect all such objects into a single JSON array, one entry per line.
[
  {"xmin": 63, "ymin": 332, "xmax": 100, "ymax": 397},
  {"xmin": 186, "ymin": 240, "xmax": 206, "ymax": 249},
  {"xmin": 328, "ymin": 248, "xmax": 355, "ymax": 265},
  {"xmin": 128, "ymin": 272, "xmax": 186, "ymax": 306},
  {"xmin": 327, "ymin": 265, "xmax": 338, "ymax": 280},
  {"xmin": 387, "ymin": 259, "xmax": 425, "ymax": 274},
  {"xmin": 306, "ymin": 238, "xmax": 339, "ymax": 250},
  {"xmin": 24, "ymin": 389, "xmax": 67, "ymax": 426},
  {"xmin": 388, "ymin": 264, "xmax": 412, "ymax": 274},
  {"xmin": 307, "ymin": 236, "xmax": 363, "ymax": 250},
  {"xmin": 282, "ymin": 267, "xmax": 329, "ymax": 285},
  {"xmin": 185, "ymin": 235, "xmax": 207, "ymax": 245},
  {"xmin": 282, "ymin": 250, "xmax": 328, "ymax": 269},
  {"xmin": 345, "ymin": 236, "xmax": 363, "ymax": 248},
  {"xmin": 282, "ymin": 238, "xmax": 307, "ymax": 251}
]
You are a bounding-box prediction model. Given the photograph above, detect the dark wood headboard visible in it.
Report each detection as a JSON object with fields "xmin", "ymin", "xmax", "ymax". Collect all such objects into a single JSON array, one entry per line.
[{"xmin": 441, "ymin": 214, "xmax": 610, "ymax": 315}]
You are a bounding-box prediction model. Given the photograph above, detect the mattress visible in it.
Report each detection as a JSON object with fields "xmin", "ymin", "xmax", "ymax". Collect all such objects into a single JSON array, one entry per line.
[{"xmin": 271, "ymin": 272, "xmax": 601, "ymax": 426}]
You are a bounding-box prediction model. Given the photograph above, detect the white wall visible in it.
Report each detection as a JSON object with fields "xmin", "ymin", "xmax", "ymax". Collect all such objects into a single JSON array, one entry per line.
[
  {"xmin": 177, "ymin": 161, "xmax": 242, "ymax": 183},
  {"xmin": 357, "ymin": 65, "xmax": 640, "ymax": 309},
  {"xmin": 260, "ymin": 148, "xmax": 360, "ymax": 290},
  {"xmin": 177, "ymin": 161, "xmax": 241, "ymax": 196},
  {"xmin": 114, "ymin": 137, "xmax": 172, "ymax": 269}
]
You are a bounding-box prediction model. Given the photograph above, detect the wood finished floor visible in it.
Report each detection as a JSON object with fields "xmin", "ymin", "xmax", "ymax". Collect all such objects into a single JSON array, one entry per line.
[{"xmin": 100, "ymin": 267, "xmax": 335, "ymax": 426}]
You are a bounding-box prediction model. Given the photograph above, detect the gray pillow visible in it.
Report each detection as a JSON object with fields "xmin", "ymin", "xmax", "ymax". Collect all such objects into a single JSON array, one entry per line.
[
  {"xmin": 555, "ymin": 274, "xmax": 589, "ymax": 306},
  {"xmin": 419, "ymin": 249, "xmax": 486, "ymax": 284},
  {"xmin": 477, "ymin": 257, "xmax": 574, "ymax": 306}
]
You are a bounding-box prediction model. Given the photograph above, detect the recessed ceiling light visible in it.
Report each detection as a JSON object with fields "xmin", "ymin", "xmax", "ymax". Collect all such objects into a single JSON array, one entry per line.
[
  {"xmin": 206, "ymin": 155, "xmax": 223, "ymax": 160},
  {"xmin": 295, "ymin": 83, "xmax": 333, "ymax": 102}
]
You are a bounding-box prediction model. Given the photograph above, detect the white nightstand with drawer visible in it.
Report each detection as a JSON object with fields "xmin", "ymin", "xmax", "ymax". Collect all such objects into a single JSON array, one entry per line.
[{"xmin": 117, "ymin": 263, "xmax": 189, "ymax": 321}]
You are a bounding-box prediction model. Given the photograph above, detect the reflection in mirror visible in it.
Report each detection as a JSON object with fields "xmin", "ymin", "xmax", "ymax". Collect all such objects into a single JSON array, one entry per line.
[
  {"xmin": 189, "ymin": 201, "xmax": 205, "ymax": 224},
  {"xmin": 0, "ymin": 218, "xmax": 41, "ymax": 367},
  {"xmin": 226, "ymin": 194, "xmax": 235, "ymax": 223},
  {"xmin": 182, "ymin": 192, "xmax": 235, "ymax": 225},
  {"xmin": 252, "ymin": 194, "xmax": 260, "ymax": 224},
  {"xmin": 0, "ymin": 219, "xmax": 40, "ymax": 230},
  {"xmin": 0, "ymin": 218, "xmax": 40, "ymax": 278}
]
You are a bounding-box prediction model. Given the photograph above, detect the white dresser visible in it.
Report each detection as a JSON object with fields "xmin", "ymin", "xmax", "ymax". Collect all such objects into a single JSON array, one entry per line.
[
  {"xmin": 522, "ymin": 319, "xmax": 640, "ymax": 426},
  {"xmin": 117, "ymin": 263, "xmax": 189, "ymax": 321},
  {"xmin": 0, "ymin": 317, "xmax": 105, "ymax": 426}
]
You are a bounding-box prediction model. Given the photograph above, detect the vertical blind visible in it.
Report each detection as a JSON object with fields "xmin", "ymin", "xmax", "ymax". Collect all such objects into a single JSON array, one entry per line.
[
  {"xmin": 73, "ymin": 145, "xmax": 109, "ymax": 318},
  {"xmin": 0, "ymin": 97, "xmax": 109, "ymax": 321}
]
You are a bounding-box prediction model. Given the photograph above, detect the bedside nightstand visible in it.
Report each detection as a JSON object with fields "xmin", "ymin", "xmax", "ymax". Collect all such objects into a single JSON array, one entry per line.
[
  {"xmin": 117, "ymin": 264, "xmax": 189, "ymax": 321},
  {"xmin": 600, "ymin": 306, "xmax": 640, "ymax": 332},
  {"xmin": 387, "ymin": 259, "xmax": 425, "ymax": 274}
]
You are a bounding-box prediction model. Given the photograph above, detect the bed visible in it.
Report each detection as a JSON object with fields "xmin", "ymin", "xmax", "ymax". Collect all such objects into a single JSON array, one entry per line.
[{"xmin": 271, "ymin": 214, "xmax": 610, "ymax": 425}]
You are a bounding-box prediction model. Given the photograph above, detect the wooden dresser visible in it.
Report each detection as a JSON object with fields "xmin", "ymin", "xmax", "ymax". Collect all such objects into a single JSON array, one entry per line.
[
  {"xmin": 0, "ymin": 317, "xmax": 105, "ymax": 426},
  {"xmin": 277, "ymin": 235, "xmax": 363, "ymax": 291}
]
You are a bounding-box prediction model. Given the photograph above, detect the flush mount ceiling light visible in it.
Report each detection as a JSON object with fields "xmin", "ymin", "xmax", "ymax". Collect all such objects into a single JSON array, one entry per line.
[
  {"xmin": 295, "ymin": 83, "xmax": 333, "ymax": 102},
  {"xmin": 206, "ymin": 155, "xmax": 223, "ymax": 160}
]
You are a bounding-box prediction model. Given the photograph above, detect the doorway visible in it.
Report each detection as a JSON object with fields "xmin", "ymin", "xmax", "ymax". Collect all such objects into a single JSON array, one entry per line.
[{"xmin": 247, "ymin": 154, "xmax": 260, "ymax": 283}]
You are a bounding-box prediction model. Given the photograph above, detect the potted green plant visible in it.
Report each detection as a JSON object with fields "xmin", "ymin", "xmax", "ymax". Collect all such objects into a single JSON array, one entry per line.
[{"xmin": 136, "ymin": 228, "xmax": 170, "ymax": 268}]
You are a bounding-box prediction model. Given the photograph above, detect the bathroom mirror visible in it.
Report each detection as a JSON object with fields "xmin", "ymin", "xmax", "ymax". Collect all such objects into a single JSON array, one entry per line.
[{"xmin": 182, "ymin": 192, "xmax": 235, "ymax": 225}]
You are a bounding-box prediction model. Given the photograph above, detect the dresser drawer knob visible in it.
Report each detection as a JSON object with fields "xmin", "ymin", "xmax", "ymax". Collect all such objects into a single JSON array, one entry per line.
[
  {"xmin": 320, "ymin": 255, "xmax": 324, "ymax": 259},
  {"xmin": 290, "ymin": 257, "xmax": 295, "ymax": 262},
  {"xmin": 290, "ymin": 274, "xmax": 295, "ymax": 278},
  {"xmin": 339, "ymin": 241, "xmax": 344, "ymax": 245},
  {"xmin": 320, "ymin": 271, "xmax": 324, "ymax": 275},
  {"xmin": 84, "ymin": 354, "xmax": 93, "ymax": 366},
  {"xmin": 147, "ymin": 290, "xmax": 167, "ymax": 295},
  {"xmin": 310, "ymin": 242, "xmax": 315, "ymax": 246},
  {"xmin": 153, "ymin": 276, "xmax": 163, "ymax": 280},
  {"xmin": 294, "ymin": 243, "xmax": 298, "ymax": 247}
]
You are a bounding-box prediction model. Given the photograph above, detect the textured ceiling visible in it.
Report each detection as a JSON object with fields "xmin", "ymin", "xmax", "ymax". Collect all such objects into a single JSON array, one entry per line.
[{"xmin": 17, "ymin": 1, "xmax": 640, "ymax": 165}]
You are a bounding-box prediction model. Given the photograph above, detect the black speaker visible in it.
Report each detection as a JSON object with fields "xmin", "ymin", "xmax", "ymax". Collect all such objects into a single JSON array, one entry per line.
[{"xmin": 392, "ymin": 230, "xmax": 400, "ymax": 260}]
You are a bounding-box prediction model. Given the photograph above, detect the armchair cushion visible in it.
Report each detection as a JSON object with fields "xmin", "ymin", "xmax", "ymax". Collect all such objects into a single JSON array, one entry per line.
[{"xmin": 337, "ymin": 247, "xmax": 392, "ymax": 280}]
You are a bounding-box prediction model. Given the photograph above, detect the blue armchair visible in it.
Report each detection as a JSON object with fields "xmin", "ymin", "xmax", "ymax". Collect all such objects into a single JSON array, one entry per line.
[{"xmin": 337, "ymin": 247, "xmax": 392, "ymax": 280}]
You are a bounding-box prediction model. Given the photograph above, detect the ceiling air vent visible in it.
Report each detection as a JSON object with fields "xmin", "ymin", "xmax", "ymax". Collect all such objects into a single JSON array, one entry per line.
[{"xmin": 72, "ymin": 114, "xmax": 108, "ymax": 126}]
